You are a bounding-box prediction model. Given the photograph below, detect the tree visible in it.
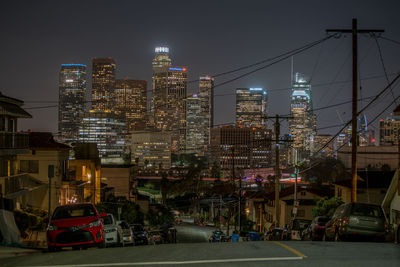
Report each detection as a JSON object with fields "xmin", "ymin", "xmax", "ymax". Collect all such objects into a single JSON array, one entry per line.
[
  {"xmin": 312, "ymin": 197, "xmax": 344, "ymax": 218},
  {"xmin": 300, "ymin": 157, "xmax": 350, "ymax": 185}
]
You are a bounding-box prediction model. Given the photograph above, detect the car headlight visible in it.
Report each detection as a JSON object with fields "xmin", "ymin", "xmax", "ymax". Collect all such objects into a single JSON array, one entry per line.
[
  {"xmin": 47, "ymin": 224, "xmax": 58, "ymax": 231},
  {"xmin": 89, "ymin": 219, "xmax": 101, "ymax": 227}
]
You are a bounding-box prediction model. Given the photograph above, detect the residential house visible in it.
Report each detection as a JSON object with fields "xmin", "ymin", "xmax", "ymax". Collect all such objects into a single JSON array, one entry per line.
[
  {"xmin": 0, "ymin": 92, "xmax": 32, "ymax": 209},
  {"xmin": 246, "ymin": 186, "xmax": 331, "ymax": 231},
  {"xmin": 17, "ymin": 132, "xmax": 70, "ymax": 212}
]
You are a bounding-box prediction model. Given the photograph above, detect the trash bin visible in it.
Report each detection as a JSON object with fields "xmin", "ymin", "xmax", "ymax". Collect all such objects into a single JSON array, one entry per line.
[
  {"xmin": 248, "ymin": 232, "xmax": 261, "ymax": 241},
  {"xmin": 231, "ymin": 234, "xmax": 239, "ymax": 242}
]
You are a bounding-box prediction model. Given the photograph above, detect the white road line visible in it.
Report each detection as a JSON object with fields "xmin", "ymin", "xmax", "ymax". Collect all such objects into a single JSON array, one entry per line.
[{"xmin": 22, "ymin": 256, "xmax": 303, "ymax": 266}]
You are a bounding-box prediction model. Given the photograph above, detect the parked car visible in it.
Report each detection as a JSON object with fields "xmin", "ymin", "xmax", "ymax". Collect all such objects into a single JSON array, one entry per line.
[
  {"xmin": 117, "ymin": 220, "xmax": 134, "ymax": 246},
  {"xmin": 290, "ymin": 219, "xmax": 311, "ymax": 240},
  {"xmin": 130, "ymin": 224, "xmax": 148, "ymax": 245},
  {"xmin": 209, "ymin": 230, "xmax": 228, "ymax": 242},
  {"xmin": 302, "ymin": 216, "xmax": 330, "ymax": 241},
  {"xmin": 47, "ymin": 203, "xmax": 105, "ymax": 251},
  {"xmin": 103, "ymin": 213, "xmax": 124, "ymax": 247},
  {"xmin": 148, "ymin": 230, "xmax": 163, "ymax": 245},
  {"xmin": 324, "ymin": 202, "xmax": 386, "ymax": 242}
]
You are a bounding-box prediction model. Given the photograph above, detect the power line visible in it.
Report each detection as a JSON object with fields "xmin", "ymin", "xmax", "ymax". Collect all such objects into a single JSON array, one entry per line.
[
  {"xmin": 379, "ymin": 36, "xmax": 400, "ymax": 46},
  {"xmin": 317, "ymin": 71, "xmax": 400, "ymax": 153},
  {"xmin": 372, "ymin": 34, "xmax": 398, "ymax": 105}
]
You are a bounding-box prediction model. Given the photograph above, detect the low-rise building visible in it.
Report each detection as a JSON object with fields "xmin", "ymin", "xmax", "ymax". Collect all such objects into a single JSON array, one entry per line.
[{"xmin": 337, "ymin": 146, "xmax": 398, "ymax": 170}]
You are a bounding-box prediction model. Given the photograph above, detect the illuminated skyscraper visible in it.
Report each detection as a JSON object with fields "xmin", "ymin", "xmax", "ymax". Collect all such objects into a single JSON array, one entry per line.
[
  {"xmin": 115, "ymin": 79, "xmax": 147, "ymax": 133},
  {"xmin": 58, "ymin": 64, "xmax": 87, "ymax": 143},
  {"xmin": 78, "ymin": 110, "xmax": 126, "ymax": 164},
  {"xmin": 186, "ymin": 94, "xmax": 205, "ymax": 155},
  {"xmin": 289, "ymin": 73, "xmax": 315, "ymax": 158},
  {"xmin": 152, "ymin": 65, "xmax": 187, "ymax": 152},
  {"xmin": 236, "ymin": 88, "xmax": 268, "ymax": 128},
  {"xmin": 199, "ymin": 76, "xmax": 214, "ymax": 152},
  {"xmin": 152, "ymin": 46, "xmax": 172, "ymax": 70},
  {"xmin": 91, "ymin": 58, "xmax": 116, "ymax": 111}
]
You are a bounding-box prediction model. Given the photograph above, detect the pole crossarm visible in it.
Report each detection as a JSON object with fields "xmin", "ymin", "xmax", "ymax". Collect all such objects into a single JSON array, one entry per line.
[{"xmin": 326, "ymin": 29, "xmax": 384, "ymax": 33}]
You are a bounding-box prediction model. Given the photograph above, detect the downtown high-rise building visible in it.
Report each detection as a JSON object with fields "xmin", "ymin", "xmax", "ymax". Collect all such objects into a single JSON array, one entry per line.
[
  {"xmin": 152, "ymin": 47, "xmax": 187, "ymax": 152},
  {"xmin": 115, "ymin": 79, "xmax": 147, "ymax": 133},
  {"xmin": 91, "ymin": 58, "xmax": 116, "ymax": 111},
  {"xmin": 289, "ymin": 73, "xmax": 315, "ymax": 159},
  {"xmin": 58, "ymin": 64, "xmax": 87, "ymax": 143},
  {"xmin": 379, "ymin": 116, "xmax": 400, "ymax": 146},
  {"xmin": 186, "ymin": 94, "xmax": 205, "ymax": 155},
  {"xmin": 78, "ymin": 110, "xmax": 126, "ymax": 164},
  {"xmin": 199, "ymin": 76, "xmax": 214, "ymax": 153},
  {"xmin": 152, "ymin": 47, "xmax": 172, "ymax": 70},
  {"xmin": 236, "ymin": 88, "xmax": 268, "ymax": 128}
]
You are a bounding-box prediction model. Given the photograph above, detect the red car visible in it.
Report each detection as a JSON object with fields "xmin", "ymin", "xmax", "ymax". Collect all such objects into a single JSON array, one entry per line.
[{"xmin": 47, "ymin": 203, "xmax": 106, "ymax": 251}]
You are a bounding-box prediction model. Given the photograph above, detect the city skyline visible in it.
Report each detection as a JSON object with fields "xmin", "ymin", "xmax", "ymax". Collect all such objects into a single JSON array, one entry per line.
[{"xmin": 1, "ymin": 1, "xmax": 400, "ymax": 141}]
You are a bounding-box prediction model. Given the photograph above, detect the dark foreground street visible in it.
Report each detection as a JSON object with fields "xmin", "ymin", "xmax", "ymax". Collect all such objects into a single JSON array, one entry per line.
[{"xmin": 1, "ymin": 241, "xmax": 399, "ymax": 267}]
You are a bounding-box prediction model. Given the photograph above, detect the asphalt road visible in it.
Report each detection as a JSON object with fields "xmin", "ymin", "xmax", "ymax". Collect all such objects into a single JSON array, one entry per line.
[
  {"xmin": 1, "ymin": 241, "xmax": 399, "ymax": 267},
  {"xmin": 175, "ymin": 224, "xmax": 216, "ymax": 243}
]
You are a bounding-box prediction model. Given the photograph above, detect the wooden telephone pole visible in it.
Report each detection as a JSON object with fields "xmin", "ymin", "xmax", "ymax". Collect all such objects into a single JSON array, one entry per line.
[
  {"xmin": 268, "ymin": 115, "xmax": 292, "ymax": 227},
  {"xmin": 327, "ymin": 19, "xmax": 384, "ymax": 203}
]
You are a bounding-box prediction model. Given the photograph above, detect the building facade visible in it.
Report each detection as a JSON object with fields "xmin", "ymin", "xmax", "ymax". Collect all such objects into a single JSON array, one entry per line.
[
  {"xmin": 130, "ymin": 131, "xmax": 171, "ymax": 171},
  {"xmin": 289, "ymin": 73, "xmax": 315, "ymax": 159},
  {"xmin": 199, "ymin": 76, "xmax": 214, "ymax": 153},
  {"xmin": 236, "ymin": 88, "xmax": 268, "ymax": 128},
  {"xmin": 311, "ymin": 134, "xmax": 334, "ymax": 158},
  {"xmin": 114, "ymin": 79, "xmax": 147, "ymax": 133},
  {"xmin": 91, "ymin": 58, "xmax": 116, "ymax": 111},
  {"xmin": 152, "ymin": 66, "xmax": 187, "ymax": 152},
  {"xmin": 380, "ymin": 117, "xmax": 400, "ymax": 146},
  {"xmin": 58, "ymin": 64, "xmax": 87, "ymax": 143},
  {"xmin": 186, "ymin": 94, "xmax": 205, "ymax": 155},
  {"xmin": 78, "ymin": 110, "xmax": 126, "ymax": 164},
  {"xmin": 210, "ymin": 126, "xmax": 272, "ymax": 172}
]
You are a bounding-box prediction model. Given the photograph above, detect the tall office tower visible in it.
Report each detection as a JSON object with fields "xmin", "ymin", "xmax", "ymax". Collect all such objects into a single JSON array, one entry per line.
[
  {"xmin": 91, "ymin": 58, "xmax": 116, "ymax": 111},
  {"xmin": 210, "ymin": 126, "xmax": 272, "ymax": 172},
  {"xmin": 186, "ymin": 94, "xmax": 205, "ymax": 155},
  {"xmin": 236, "ymin": 88, "xmax": 268, "ymax": 128},
  {"xmin": 152, "ymin": 47, "xmax": 172, "ymax": 70},
  {"xmin": 199, "ymin": 76, "xmax": 214, "ymax": 152},
  {"xmin": 289, "ymin": 73, "xmax": 315, "ymax": 159},
  {"xmin": 151, "ymin": 46, "xmax": 172, "ymax": 113},
  {"xmin": 115, "ymin": 79, "xmax": 147, "ymax": 133},
  {"xmin": 78, "ymin": 110, "xmax": 126, "ymax": 164},
  {"xmin": 311, "ymin": 134, "xmax": 334, "ymax": 158},
  {"xmin": 152, "ymin": 66, "xmax": 187, "ymax": 152},
  {"xmin": 58, "ymin": 64, "xmax": 87, "ymax": 143},
  {"xmin": 379, "ymin": 116, "xmax": 400, "ymax": 146}
]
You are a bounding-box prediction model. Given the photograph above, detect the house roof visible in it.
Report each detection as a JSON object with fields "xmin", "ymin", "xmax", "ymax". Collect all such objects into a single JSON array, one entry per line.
[
  {"xmin": 334, "ymin": 170, "xmax": 394, "ymax": 189},
  {"xmin": 0, "ymin": 100, "xmax": 32, "ymax": 118},
  {"xmin": 246, "ymin": 185, "xmax": 332, "ymax": 201},
  {"xmin": 29, "ymin": 132, "xmax": 71, "ymax": 150}
]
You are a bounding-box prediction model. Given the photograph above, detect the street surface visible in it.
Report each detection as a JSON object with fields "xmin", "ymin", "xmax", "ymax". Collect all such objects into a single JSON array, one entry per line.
[{"xmin": 1, "ymin": 241, "xmax": 399, "ymax": 267}]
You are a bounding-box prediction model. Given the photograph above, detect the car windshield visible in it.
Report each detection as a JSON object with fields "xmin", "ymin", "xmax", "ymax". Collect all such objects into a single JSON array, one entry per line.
[
  {"xmin": 317, "ymin": 217, "xmax": 330, "ymax": 224},
  {"xmin": 52, "ymin": 205, "xmax": 96, "ymax": 220},
  {"xmin": 131, "ymin": 225, "xmax": 144, "ymax": 232},
  {"xmin": 351, "ymin": 204, "xmax": 383, "ymax": 218},
  {"xmin": 292, "ymin": 220, "xmax": 311, "ymax": 230},
  {"xmin": 103, "ymin": 215, "xmax": 113, "ymax": 225},
  {"xmin": 119, "ymin": 221, "xmax": 130, "ymax": 229}
]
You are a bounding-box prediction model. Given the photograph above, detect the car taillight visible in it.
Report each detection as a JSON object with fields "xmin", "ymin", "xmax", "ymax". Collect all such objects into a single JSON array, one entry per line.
[
  {"xmin": 343, "ymin": 217, "xmax": 349, "ymax": 224},
  {"xmin": 89, "ymin": 219, "xmax": 101, "ymax": 228},
  {"xmin": 47, "ymin": 224, "xmax": 58, "ymax": 231}
]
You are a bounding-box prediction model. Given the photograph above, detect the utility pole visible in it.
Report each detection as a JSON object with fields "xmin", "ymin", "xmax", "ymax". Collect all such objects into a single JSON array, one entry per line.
[
  {"xmin": 267, "ymin": 115, "xmax": 292, "ymax": 227},
  {"xmin": 48, "ymin": 165, "xmax": 54, "ymax": 221},
  {"xmin": 327, "ymin": 18, "xmax": 384, "ymax": 203}
]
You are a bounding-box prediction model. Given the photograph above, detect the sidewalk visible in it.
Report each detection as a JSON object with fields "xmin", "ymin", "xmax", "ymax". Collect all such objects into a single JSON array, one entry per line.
[{"xmin": 0, "ymin": 245, "xmax": 43, "ymax": 259}]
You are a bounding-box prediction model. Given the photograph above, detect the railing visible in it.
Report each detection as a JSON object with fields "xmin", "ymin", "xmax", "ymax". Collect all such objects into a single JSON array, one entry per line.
[{"xmin": 0, "ymin": 131, "xmax": 29, "ymax": 149}]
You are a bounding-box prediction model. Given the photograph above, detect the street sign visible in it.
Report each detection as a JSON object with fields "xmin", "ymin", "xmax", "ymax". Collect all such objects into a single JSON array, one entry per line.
[
  {"xmin": 292, "ymin": 207, "xmax": 298, "ymax": 215},
  {"xmin": 294, "ymin": 200, "xmax": 300, "ymax": 207}
]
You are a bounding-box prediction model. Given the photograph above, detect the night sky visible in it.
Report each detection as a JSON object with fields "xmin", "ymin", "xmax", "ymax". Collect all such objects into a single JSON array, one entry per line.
[{"xmin": 1, "ymin": 0, "xmax": 400, "ymax": 139}]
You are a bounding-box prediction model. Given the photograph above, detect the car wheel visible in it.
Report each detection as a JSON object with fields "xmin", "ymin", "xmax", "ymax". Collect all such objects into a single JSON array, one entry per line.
[
  {"xmin": 322, "ymin": 232, "xmax": 328, "ymax": 242},
  {"xmin": 98, "ymin": 240, "xmax": 106, "ymax": 249},
  {"xmin": 334, "ymin": 230, "xmax": 341, "ymax": 242}
]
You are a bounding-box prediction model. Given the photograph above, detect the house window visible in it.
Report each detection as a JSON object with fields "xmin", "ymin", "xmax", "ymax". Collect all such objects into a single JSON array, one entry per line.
[
  {"xmin": 300, "ymin": 191, "xmax": 306, "ymax": 196},
  {"xmin": 20, "ymin": 160, "xmax": 39, "ymax": 173},
  {"xmin": 297, "ymin": 209, "xmax": 305, "ymax": 217},
  {"xmin": 337, "ymin": 187, "xmax": 342, "ymax": 197}
]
